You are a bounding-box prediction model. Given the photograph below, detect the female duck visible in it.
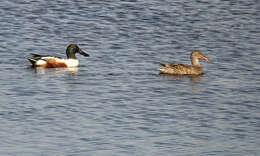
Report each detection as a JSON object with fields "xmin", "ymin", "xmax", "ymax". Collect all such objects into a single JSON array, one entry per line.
[
  {"xmin": 157, "ymin": 50, "xmax": 210, "ymax": 75},
  {"xmin": 27, "ymin": 44, "xmax": 89, "ymax": 68}
]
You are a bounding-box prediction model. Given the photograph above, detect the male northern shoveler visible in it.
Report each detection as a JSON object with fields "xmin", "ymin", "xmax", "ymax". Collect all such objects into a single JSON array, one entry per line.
[
  {"xmin": 157, "ymin": 50, "xmax": 210, "ymax": 75},
  {"xmin": 27, "ymin": 44, "xmax": 89, "ymax": 68}
]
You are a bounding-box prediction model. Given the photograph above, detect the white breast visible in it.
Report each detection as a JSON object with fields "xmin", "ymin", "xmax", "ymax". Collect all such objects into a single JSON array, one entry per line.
[{"xmin": 61, "ymin": 59, "xmax": 79, "ymax": 67}]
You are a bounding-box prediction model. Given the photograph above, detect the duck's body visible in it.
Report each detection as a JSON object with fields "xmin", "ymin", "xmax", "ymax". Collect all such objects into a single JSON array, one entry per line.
[
  {"xmin": 159, "ymin": 63, "xmax": 204, "ymax": 75},
  {"xmin": 28, "ymin": 55, "xmax": 79, "ymax": 68},
  {"xmin": 27, "ymin": 44, "xmax": 89, "ymax": 68},
  {"xmin": 157, "ymin": 50, "xmax": 210, "ymax": 75}
]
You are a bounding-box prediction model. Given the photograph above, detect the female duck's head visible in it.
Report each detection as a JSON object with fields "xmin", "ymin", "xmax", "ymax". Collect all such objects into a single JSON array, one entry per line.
[
  {"xmin": 190, "ymin": 50, "xmax": 210, "ymax": 66},
  {"xmin": 66, "ymin": 44, "xmax": 89, "ymax": 59}
]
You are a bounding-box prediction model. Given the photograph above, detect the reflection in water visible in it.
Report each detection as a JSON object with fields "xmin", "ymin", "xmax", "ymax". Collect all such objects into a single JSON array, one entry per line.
[
  {"xmin": 159, "ymin": 74, "xmax": 203, "ymax": 82},
  {"xmin": 159, "ymin": 74, "xmax": 204, "ymax": 93},
  {"xmin": 32, "ymin": 67, "xmax": 79, "ymax": 75}
]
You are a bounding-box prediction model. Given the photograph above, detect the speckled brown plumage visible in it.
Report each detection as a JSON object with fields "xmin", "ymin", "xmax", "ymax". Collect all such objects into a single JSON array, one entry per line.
[{"xmin": 157, "ymin": 50, "xmax": 210, "ymax": 75}]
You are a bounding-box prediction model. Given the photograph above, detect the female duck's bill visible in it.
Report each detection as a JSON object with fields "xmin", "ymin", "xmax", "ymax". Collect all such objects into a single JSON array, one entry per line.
[
  {"xmin": 27, "ymin": 44, "xmax": 89, "ymax": 68},
  {"xmin": 157, "ymin": 50, "xmax": 210, "ymax": 75}
]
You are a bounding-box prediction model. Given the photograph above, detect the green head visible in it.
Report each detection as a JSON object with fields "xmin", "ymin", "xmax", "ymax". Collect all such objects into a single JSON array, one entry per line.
[{"xmin": 66, "ymin": 44, "xmax": 89, "ymax": 59}]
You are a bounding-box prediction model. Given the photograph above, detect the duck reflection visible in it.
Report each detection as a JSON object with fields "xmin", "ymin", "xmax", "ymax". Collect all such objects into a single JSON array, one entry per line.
[
  {"xmin": 32, "ymin": 67, "xmax": 78, "ymax": 75},
  {"xmin": 159, "ymin": 74, "xmax": 204, "ymax": 93},
  {"xmin": 159, "ymin": 74, "xmax": 202, "ymax": 82}
]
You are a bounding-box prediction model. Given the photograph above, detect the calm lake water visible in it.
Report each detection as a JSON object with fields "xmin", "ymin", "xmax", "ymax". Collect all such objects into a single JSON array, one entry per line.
[{"xmin": 0, "ymin": 0, "xmax": 259, "ymax": 155}]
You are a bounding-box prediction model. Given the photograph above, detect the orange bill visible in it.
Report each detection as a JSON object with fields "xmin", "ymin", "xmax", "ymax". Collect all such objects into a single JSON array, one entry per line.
[{"xmin": 200, "ymin": 55, "xmax": 210, "ymax": 62}]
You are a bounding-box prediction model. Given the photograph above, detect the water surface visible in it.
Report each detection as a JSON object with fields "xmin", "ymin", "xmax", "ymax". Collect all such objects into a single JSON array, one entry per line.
[{"xmin": 0, "ymin": 0, "xmax": 259, "ymax": 155}]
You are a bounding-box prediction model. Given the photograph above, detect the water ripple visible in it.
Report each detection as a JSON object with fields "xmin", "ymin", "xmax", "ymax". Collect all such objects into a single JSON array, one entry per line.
[{"xmin": 0, "ymin": 0, "xmax": 259, "ymax": 155}]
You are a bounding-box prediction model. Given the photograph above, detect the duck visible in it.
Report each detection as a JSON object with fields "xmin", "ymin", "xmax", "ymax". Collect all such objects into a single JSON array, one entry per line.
[
  {"xmin": 27, "ymin": 44, "xmax": 89, "ymax": 68},
  {"xmin": 157, "ymin": 50, "xmax": 210, "ymax": 75}
]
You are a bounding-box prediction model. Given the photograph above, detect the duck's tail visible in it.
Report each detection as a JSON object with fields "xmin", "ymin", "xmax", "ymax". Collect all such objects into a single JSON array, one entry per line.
[
  {"xmin": 27, "ymin": 58, "xmax": 37, "ymax": 66},
  {"xmin": 160, "ymin": 63, "xmax": 166, "ymax": 67},
  {"xmin": 156, "ymin": 63, "xmax": 165, "ymax": 71}
]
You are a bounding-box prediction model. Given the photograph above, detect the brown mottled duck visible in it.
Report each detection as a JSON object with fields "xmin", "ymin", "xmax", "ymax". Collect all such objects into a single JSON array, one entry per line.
[{"xmin": 157, "ymin": 50, "xmax": 210, "ymax": 75}]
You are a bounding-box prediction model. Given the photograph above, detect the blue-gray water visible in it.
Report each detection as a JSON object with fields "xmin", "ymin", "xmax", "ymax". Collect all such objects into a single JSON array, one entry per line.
[{"xmin": 0, "ymin": 0, "xmax": 259, "ymax": 155}]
